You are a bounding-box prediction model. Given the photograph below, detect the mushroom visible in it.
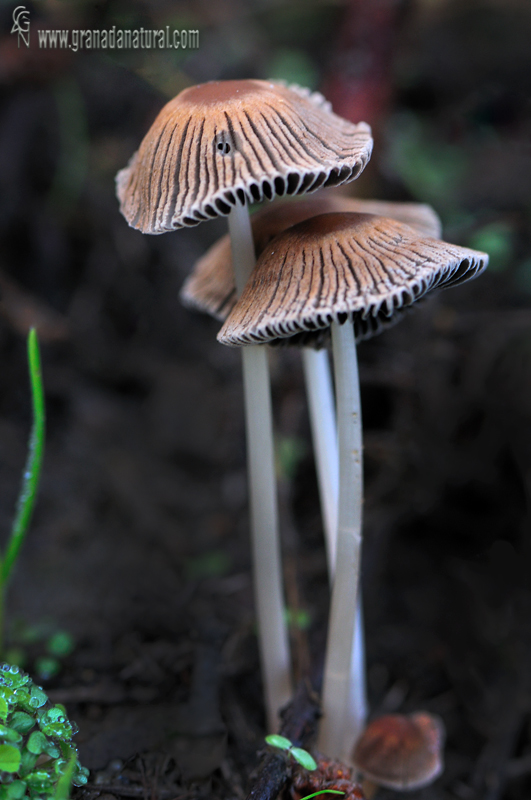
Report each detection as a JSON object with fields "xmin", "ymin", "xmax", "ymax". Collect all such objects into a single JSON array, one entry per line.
[
  {"xmin": 116, "ymin": 80, "xmax": 373, "ymax": 730},
  {"xmin": 180, "ymin": 195, "xmax": 443, "ymax": 746},
  {"xmin": 352, "ymin": 712, "xmax": 445, "ymax": 792},
  {"xmin": 180, "ymin": 195, "xmax": 442, "ymax": 322},
  {"xmin": 218, "ymin": 211, "xmax": 488, "ymax": 757}
]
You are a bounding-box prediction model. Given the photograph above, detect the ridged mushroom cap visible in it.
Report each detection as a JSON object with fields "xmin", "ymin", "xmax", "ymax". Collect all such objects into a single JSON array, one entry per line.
[
  {"xmin": 116, "ymin": 80, "xmax": 373, "ymax": 233},
  {"xmin": 217, "ymin": 212, "xmax": 488, "ymax": 348},
  {"xmin": 180, "ymin": 196, "xmax": 442, "ymax": 320},
  {"xmin": 352, "ymin": 712, "xmax": 445, "ymax": 791}
]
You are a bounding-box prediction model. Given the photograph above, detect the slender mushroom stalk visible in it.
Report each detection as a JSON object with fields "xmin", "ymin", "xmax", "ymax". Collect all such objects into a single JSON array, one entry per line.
[
  {"xmin": 302, "ymin": 345, "xmax": 368, "ymax": 758},
  {"xmin": 317, "ymin": 320, "xmax": 364, "ymax": 757},
  {"xmin": 228, "ymin": 200, "xmax": 291, "ymax": 730},
  {"xmin": 218, "ymin": 210, "xmax": 488, "ymax": 758},
  {"xmin": 301, "ymin": 347, "xmax": 338, "ymax": 570}
]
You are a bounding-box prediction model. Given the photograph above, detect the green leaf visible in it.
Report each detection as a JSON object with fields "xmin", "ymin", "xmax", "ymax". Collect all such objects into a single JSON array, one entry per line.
[
  {"xmin": 0, "ymin": 743, "xmax": 21, "ymax": 773},
  {"xmin": 25, "ymin": 769, "xmax": 54, "ymax": 791},
  {"xmin": 19, "ymin": 749, "xmax": 37, "ymax": 776},
  {"xmin": 53, "ymin": 758, "xmax": 67, "ymax": 774},
  {"xmin": 265, "ymin": 734, "xmax": 292, "ymax": 751},
  {"xmin": 6, "ymin": 781, "xmax": 26, "ymax": 800},
  {"xmin": 10, "ymin": 712, "xmax": 35, "ymax": 734},
  {"xmin": 73, "ymin": 764, "xmax": 89, "ymax": 787},
  {"xmin": 290, "ymin": 747, "xmax": 317, "ymax": 771},
  {"xmin": 3, "ymin": 667, "xmax": 29, "ymax": 691},
  {"xmin": 0, "ymin": 724, "xmax": 22, "ymax": 743},
  {"xmin": 27, "ymin": 730, "xmax": 48, "ymax": 754},
  {"xmin": 29, "ymin": 685, "xmax": 48, "ymax": 709},
  {"xmin": 13, "ymin": 687, "xmax": 31, "ymax": 712},
  {"xmin": 44, "ymin": 740, "xmax": 60, "ymax": 759},
  {"xmin": 37, "ymin": 708, "xmax": 73, "ymax": 742},
  {"xmin": 0, "ymin": 697, "xmax": 8, "ymax": 720},
  {"xmin": 1, "ymin": 692, "xmax": 16, "ymax": 712}
]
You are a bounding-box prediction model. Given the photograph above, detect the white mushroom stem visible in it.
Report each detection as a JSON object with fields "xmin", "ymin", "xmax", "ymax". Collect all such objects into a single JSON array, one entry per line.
[
  {"xmin": 345, "ymin": 600, "xmax": 368, "ymax": 761},
  {"xmin": 228, "ymin": 201, "xmax": 293, "ymax": 731},
  {"xmin": 302, "ymin": 347, "xmax": 368, "ymax": 762},
  {"xmin": 317, "ymin": 319, "xmax": 364, "ymax": 758},
  {"xmin": 301, "ymin": 348, "xmax": 339, "ymax": 570}
]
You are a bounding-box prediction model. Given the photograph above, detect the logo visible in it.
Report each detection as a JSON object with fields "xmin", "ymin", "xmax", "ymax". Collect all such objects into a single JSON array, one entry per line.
[{"xmin": 11, "ymin": 6, "xmax": 30, "ymax": 48}]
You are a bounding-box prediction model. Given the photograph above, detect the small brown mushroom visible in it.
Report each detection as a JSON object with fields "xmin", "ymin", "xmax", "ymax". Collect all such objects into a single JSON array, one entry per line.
[
  {"xmin": 352, "ymin": 712, "xmax": 445, "ymax": 791},
  {"xmin": 218, "ymin": 211, "xmax": 487, "ymax": 348},
  {"xmin": 116, "ymin": 79, "xmax": 372, "ymax": 234},
  {"xmin": 180, "ymin": 196, "xmax": 442, "ymax": 322}
]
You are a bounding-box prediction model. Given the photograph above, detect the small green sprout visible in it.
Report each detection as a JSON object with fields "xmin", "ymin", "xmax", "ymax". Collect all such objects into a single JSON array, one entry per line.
[
  {"xmin": 0, "ymin": 664, "xmax": 88, "ymax": 798},
  {"xmin": 264, "ymin": 734, "xmax": 317, "ymax": 771},
  {"xmin": 300, "ymin": 793, "xmax": 345, "ymax": 800},
  {"xmin": 0, "ymin": 330, "xmax": 45, "ymax": 656}
]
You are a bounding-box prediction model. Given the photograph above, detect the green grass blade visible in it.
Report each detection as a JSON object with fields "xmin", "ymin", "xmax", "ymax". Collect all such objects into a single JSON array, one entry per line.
[
  {"xmin": 2, "ymin": 330, "xmax": 46, "ymax": 583},
  {"xmin": 54, "ymin": 747, "xmax": 77, "ymax": 800}
]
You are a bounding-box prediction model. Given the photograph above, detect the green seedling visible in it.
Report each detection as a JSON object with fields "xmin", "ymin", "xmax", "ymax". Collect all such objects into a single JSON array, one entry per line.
[
  {"xmin": 300, "ymin": 793, "xmax": 345, "ymax": 800},
  {"xmin": 0, "ymin": 330, "xmax": 45, "ymax": 656},
  {"xmin": 265, "ymin": 734, "xmax": 317, "ymax": 771},
  {"xmin": 0, "ymin": 664, "xmax": 88, "ymax": 798}
]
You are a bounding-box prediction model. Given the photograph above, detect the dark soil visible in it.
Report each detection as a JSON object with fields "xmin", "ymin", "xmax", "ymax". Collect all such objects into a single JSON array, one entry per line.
[{"xmin": 1, "ymin": 2, "xmax": 531, "ymax": 800}]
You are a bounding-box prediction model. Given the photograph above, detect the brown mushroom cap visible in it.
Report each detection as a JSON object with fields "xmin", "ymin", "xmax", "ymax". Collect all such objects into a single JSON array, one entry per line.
[
  {"xmin": 180, "ymin": 196, "xmax": 442, "ymax": 320},
  {"xmin": 116, "ymin": 80, "xmax": 372, "ymax": 233},
  {"xmin": 217, "ymin": 212, "xmax": 488, "ymax": 348},
  {"xmin": 352, "ymin": 712, "xmax": 445, "ymax": 791}
]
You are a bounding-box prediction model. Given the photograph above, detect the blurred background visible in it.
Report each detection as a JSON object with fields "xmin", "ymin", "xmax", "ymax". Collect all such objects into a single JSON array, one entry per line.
[{"xmin": 0, "ymin": 1, "xmax": 531, "ymax": 798}]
